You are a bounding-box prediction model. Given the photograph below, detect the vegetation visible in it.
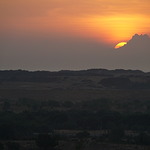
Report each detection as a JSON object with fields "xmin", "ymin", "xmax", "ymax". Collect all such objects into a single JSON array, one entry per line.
[
  {"xmin": 36, "ymin": 133, "xmax": 59, "ymax": 150},
  {"xmin": 0, "ymin": 69, "xmax": 150, "ymax": 149}
]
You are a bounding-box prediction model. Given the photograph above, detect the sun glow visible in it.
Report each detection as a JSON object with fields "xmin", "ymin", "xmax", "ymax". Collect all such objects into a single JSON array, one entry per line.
[
  {"xmin": 1, "ymin": 0, "xmax": 150, "ymax": 46},
  {"xmin": 115, "ymin": 42, "xmax": 127, "ymax": 49},
  {"xmin": 84, "ymin": 15, "xmax": 149, "ymax": 44}
]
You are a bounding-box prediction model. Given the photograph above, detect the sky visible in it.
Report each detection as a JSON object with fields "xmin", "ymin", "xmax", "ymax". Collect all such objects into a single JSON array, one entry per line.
[{"xmin": 0, "ymin": 0, "xmax": 150, "ymax": 71}]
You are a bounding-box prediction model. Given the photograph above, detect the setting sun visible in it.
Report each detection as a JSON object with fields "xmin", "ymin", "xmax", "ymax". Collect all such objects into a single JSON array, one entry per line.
[
  {"xmin": 115, "ymin": 42, "xmax": 127, "ymax": 49},
  {"xmin": 0, "ymin": 0, "xmax": 150, "ymax": 71}
]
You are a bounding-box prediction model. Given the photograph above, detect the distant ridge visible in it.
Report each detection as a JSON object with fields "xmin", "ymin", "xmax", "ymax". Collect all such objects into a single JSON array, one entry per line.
[{"xmin": 0, "ymin": 69, "xmax": 149, "ymax": 83}]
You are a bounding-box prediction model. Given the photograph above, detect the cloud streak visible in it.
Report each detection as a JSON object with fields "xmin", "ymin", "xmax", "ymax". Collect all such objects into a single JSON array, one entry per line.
[{"xmin": 1, "ymin": 0, "xmax": 150, "ymax": 18}]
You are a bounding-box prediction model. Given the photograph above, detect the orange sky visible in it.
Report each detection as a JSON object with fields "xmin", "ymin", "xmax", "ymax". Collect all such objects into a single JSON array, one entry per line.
[{"xmin": 1, "ymin": 0, "xmax": 150, "ymax": 44}]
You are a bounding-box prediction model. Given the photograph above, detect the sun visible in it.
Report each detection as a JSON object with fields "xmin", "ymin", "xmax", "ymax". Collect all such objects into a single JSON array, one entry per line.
[{"xmin": 115, "ymin": 42, "xmax": 127, "ymax": 49}]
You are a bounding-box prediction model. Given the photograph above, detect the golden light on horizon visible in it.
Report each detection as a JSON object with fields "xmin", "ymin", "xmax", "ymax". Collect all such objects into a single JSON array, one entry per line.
[
  {"xmin": 115, "ymin": 42, "xmax": 127, "ymax": 49},
  {"xmin": 84, "ymin": 15, "xmax": 150, "ymax": 44}
]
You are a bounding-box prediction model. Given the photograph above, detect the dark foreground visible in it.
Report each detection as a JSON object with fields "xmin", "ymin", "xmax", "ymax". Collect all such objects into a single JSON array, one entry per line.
[
  {"xmin": 0, "ymin": 139, "xmax": 150, "ymax": 150},
  {"xmin": 0, "ymin": 69, "xmax": 150, "ymax": 149}
]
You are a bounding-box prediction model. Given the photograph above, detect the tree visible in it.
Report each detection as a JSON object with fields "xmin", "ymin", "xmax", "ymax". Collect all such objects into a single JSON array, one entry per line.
[
  {"xmin": 135, "ymin": 132, "xmax": 150, "ymax": 145},
  {"xmin": 75, "ymin": 131, "xmax": 90, "ymax": 150},
  {"xmin": 6, "ymin": 142, "xmax": 20, "ymax": 150},
  {"xmin": 0, "ymin": 123, "xmax": 15, "ymax": 140},
  {"xmin": 0, "ymin": 142, "xmax": 4, "ymax": 150},
  {"xmin": 2, "ymin": 101, "xmax": 11, "ymax": 112},
  {"xmin": 109, "ymin": 126, "xmax": 125, "ymax": 143},
  {"xmin": 36, "ymin": 133, "xmax": 59, "ymax": 150},
  {"xmin": 76, "ymin": 131, "xmax": 90, "ymax": 139}
]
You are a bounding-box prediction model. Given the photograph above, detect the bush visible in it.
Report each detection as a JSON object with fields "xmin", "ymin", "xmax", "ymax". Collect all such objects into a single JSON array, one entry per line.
[
  {"xmin": 0, "ymin": 142, "xmax": 4, "ymax": 150},
  {"xmin": 36, "ymin": 133, "xmax": 59, "ymax": 150},
  {"xmin": 6, "ymin": 142, "xmax": 20, "ymax": 150},
  {"xmin": 76, "ymin": 131, "xmax": 90, "ymax": 139}
]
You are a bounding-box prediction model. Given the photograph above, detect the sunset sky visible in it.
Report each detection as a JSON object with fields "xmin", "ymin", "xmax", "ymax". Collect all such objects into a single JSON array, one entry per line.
[{"xmin": 0, "ymin": 0, "xmax": 150, "ymax": 71}]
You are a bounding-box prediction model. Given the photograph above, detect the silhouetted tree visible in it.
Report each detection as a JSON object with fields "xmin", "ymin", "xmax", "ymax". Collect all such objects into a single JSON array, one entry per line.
[
  {"xmin": 76, "ymin": 131, "xmax": 90, "ymax": 139},
  {"xmin": 36, "ymin": 133, "xmax": 59, "ymax": 150},
  {"xmin": 0, "ymin": 142, "xmax": 4, "ymax": 150},
  {"xmin": 0, "ymin": 123, "xmax": 15, "ymax": 140},
  {"xmin": 6, "ymin": 142, "xmax": 20, "ymax": 150},
  {"xmin": 109, "ymin": 126, "xmax": 125, "ymax": 143},
  {"xmin": 135, "ymin": 132, "xmax": 150, "ymax": 145},
  {"xmin": 2, "ymin": 101, "xmax": 11, "ymax": 112}
]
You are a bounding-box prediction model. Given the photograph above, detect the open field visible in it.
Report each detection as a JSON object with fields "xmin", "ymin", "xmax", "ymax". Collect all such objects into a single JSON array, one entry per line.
[{"xmin": 1, "ymin": 82, "xmax": 150, "ymax": 101}]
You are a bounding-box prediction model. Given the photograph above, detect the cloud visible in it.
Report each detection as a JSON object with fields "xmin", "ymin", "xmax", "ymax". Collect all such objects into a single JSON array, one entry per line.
[
  {"xmin": 1, "ymin": 0, "xmax": 150, "ymax": 19},
  {"xmin": 113, "ymin": 34, "xmax": 150, "ymax": 71},
  {"xmin": 118, "ymin": 34, "xmax": 150, "ymax": 52}
]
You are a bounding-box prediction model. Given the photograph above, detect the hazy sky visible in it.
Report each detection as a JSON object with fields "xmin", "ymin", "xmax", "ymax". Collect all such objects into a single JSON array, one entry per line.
[{"xmin": 0, "ymin": 0, "xmax": 150, "ymax": 71}]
